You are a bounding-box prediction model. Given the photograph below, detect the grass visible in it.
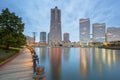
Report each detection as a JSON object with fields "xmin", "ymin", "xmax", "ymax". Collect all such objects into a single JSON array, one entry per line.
[{"xmin": 0, "ymin": 46, "xmax": 22, "ymax": 64}]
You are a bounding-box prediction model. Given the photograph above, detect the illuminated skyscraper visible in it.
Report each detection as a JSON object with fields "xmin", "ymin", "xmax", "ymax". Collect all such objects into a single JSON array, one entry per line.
[
  {"xmin": 50, "ymin": 6, "xmax": 62, "ymax": 44},
  {"xmin": 92, "ymin": 23, "xmax": 105, "ymax": 42},
  {"xmin": 79, "ymin": 18, "xmax": 90, "ymax": 44},
  {"xmin": 107, "ymin": 27, "xmax": 120, "ymax": 41}
]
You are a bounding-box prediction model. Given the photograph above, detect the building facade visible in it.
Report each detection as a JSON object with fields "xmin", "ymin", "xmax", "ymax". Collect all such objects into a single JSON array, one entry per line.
[
  {"xmin": 50, "ymin": 6, "xmax": 62, "ymax": 45},
  {"xmin": 79, "ymin": 18, "xmax": 90, "ymax": 44},
  {"xmin": 26, "ymin": 36, "xmax": 34, "ymax": 44},
  {"xmin": 107, "ymin": 27, "xmax": 120, "ymax": 41},
  {"xmin": 92, "ymin": 23, "xmax": 106, "ymax": 42},
  {"xmin": 40, "ymin": 32, "xmax": 46, "ymax": 44},
  {"xmin": 63, "ymin": 33, "xmax": 70, "ymax": 42},
  {"xmin": 48, "ymin": 32, "xmax": 50, "ymax": 44}
]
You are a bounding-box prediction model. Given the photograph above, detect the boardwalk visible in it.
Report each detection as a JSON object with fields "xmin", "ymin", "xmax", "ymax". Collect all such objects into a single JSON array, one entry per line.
[{"xmin": 0, "ymin": 48, "xmax": 33, "ymax": 80}]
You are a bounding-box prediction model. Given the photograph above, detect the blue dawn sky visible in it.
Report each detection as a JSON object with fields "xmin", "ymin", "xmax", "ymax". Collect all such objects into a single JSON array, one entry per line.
[{"xmin": 0, "ymin": 0, "xmax": 120, "ymax": 42}]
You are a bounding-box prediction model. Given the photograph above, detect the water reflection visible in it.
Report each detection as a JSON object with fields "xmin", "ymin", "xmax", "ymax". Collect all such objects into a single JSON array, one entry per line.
[
  {"xmin": 93, "ymin": 48, "xmax": 117, "ymax": 71},
  {"xmin": 36, "ymin": 47, "xmax": 120, "ymax": 80},
  {"xmin": 39, "ymin": 47, "xmax": 46, "ymax": 63},
  {"xmin": 106, "ymin": 50, "xmax": 116, "ymax": 67},
  {"xmin": 79, "ymin": 48, "xmax": 90, "ymax": 78},
  {"xmin": 78, "ymin": 47, "xmax": 118, "ymax": 79},
  {"xmin": 63, "ymin": 48, "xmax": 70, "ymax": 62},
  {"xmin": 49, "ymin": 47, "xmax": 62, "ymax": 80}
]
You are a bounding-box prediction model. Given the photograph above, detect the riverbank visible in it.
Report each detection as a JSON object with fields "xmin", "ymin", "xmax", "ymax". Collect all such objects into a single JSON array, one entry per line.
[{"xmin": 98, "ymin": 46, "xmax": 120, "ymax": 50}]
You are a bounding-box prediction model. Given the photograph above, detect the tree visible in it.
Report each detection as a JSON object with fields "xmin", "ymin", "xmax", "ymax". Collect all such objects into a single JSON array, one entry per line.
[{"xmin": 0, "ymin": 8, "xmax": 26, "ymax": 48}]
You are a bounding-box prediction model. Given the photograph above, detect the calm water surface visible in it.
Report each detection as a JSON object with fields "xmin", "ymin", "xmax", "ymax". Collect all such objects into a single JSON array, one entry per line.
[{"xmin": 35, "ymin": 47, "xmax": 120, "ymax": 80}]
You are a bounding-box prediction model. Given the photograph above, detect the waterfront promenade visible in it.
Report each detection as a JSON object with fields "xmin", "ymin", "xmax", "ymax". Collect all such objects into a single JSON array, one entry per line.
[{"xmin": 0, "ymin": 48, "xmax": 33, "ymax": 80}]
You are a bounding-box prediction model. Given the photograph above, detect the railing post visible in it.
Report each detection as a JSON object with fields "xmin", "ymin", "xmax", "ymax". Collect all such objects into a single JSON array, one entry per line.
[
  {"xmin": 33, "ymin": 65, "xmax": 46, "ymax": 80},
  {"xmin": 32, "ymin": 54, "xmax": 39, "ymax": 72},
  {"xmin": 28, "ymin": 47, "xmax": 46, "ymax": 80}
]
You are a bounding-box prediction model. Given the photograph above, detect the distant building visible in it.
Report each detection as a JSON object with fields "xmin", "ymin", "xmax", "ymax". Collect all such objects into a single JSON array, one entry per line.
[
  {"xmin": 79, "ymin": 18, "xmax": 90, "ymax": 44},
  {"xmin": 92, "ymin": 23, "xmax": 106, "ymax": 42},
  {"xmin": 50, "ymin": 6, "xmax": 62, "ymax": 45},
  {"xmin": 26, "ymin": 36, "xmax": 34, "ymax": 45},
  {"xmin": 40, "ymin": 32, "xmax": 46, "ymax": 44},
  {"xmin": 48, "ymin": 32, "xmax": 50, "ymax": 44},
  {"xmin": 63, "ymin": 33, "xmax": 70, "ymax": 42},
  {"xmin": 107, "ymin": 27, "xmax": 120, "ymax": 41}
]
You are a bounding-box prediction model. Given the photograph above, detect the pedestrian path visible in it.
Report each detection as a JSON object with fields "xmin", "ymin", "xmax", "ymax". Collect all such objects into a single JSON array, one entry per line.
[{"xmin": 0, "ymin": 48, "xmax": 33, "ymax": 80}]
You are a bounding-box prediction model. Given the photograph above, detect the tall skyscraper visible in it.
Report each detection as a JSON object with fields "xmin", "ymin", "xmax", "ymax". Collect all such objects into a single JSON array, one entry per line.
[
  {"xmin": 79, "ymin": 18, "xmax": 90, "ymax": 44},
  {"xmin": 63, "ymin": 33, "xmax": 70, "ymax": 42},
  {"xmin": 40, "ymin": 32, "xmax": 46, "ymax": 44},
  {"xmin": 50, "ymin": 6, "xmax": 62, "ymax": 44},
  {"xmin": 107, "ymin": 27, "xmax": 120, "ymax": 41},
  {"xmin": 92, "ymin": 23, "xmax": 106, "ymax": 42}
]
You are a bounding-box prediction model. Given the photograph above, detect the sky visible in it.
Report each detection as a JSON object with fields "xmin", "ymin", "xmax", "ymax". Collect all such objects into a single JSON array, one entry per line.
[{"xmin": 0, "ymin": 0, "xmax": 120, "ymax": 42}]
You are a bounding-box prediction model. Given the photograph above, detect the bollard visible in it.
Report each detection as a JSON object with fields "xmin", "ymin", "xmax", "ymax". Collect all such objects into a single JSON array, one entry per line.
[
  {"xmin": 36, "ymin": 65, "xmax": 44, "ymax": 75},
  {"xmin": 33, "ymin": 65, "xmax": 46, "ymax": 80},
  {"xmin": 29, "ymin": 48, "xmax": 46, "ymax": 80},
  {"xmin": 33, "ymin": 73, "xmax": 46, "ymax": 80}
]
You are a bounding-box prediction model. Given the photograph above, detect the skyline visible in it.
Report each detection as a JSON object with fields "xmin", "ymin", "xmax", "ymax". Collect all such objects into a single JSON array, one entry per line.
[{"xmin": 0, "ymin": 0, "xmax": 120, "ymax": 42}]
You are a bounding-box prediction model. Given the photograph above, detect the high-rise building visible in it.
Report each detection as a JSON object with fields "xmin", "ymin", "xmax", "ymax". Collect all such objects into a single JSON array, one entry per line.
[
  {"xmin": 79, "ymin": 18, "xmax": 90, "ymax": 44},
  {"xmin": 92, "ymin": 23, "xmax": 106, "ymax": 42},
  {"xmin": 48, "ymin": 32, "xmax": 50, "ymax": 44},
  {"xmin": 107, "ymin": 27, "xmax": 120, "ymax": 41},
  {"xmin": 63, "ymin": 33, "xmax": 70, "ymax": 42},
  {"xmin": 40, "ymin": 32, "xmax": 46, "ymax": 44},
  {"xmin": 50, "ymin": 6, "xmax": 62, "ymax": 44}
]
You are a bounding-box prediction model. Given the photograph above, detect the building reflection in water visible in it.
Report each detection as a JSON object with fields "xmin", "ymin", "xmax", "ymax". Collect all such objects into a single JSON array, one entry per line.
[
  {"xmin": 49, "ymin": 47, "xmax": 62, "ymax": 80},
  {"xmin": 36, "ymin": 47, "xmax": 119, "ymax": 80},
  {"xmin": 79, "ymin": 48, "xmax": 90, "ymax": 78},
  {"xmin": 63, "ymin": 48, "xmax": 70, "ymax": 62},
  {"xmin": 39, "ymin": 47, "xmax": 46, "ymax": 63},
  {"xmin": 106, "ymin": 49, "xmax": 116, "ymax": 68},
  {"xmin": 79, "ymin": 47, "xmax": 117, "ymax": 78},
  {"xmin": 92, "ymin": 48, "xmax": 117, "ymax": 73}
]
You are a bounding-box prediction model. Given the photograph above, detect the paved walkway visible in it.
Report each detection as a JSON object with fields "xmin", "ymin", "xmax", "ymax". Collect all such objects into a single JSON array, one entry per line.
[{"xmin": 0, "ymin": 48, "xmax": 33, "ymax": 80}]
